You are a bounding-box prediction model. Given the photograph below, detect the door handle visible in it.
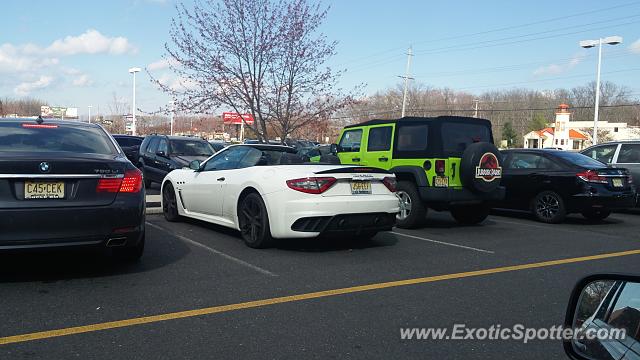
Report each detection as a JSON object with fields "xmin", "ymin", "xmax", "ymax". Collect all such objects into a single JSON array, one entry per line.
[
  {"xmin": 217, "ymin": 177, "xmax": 225, "ymax": 181},
  {"xmin": 352, "ymin": 158, "xmax": 360, "ymax": 162},
  {"xmin": 378, "ymin": 157, "xmax": 388, "ymax": 162}
]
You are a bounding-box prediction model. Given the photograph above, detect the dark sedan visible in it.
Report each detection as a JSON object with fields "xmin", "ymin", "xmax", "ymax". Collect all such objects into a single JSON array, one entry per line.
[
  {"xmin": 496, "ymin": 149, "xmax": 636, "ymax": 223},
  {"xmin": 112, "ymin": 134, "xmax": 144, "ymax": 164},
  {"xmin": 0, "ymin": 118, "xmax": 145, "ymax": 260}
]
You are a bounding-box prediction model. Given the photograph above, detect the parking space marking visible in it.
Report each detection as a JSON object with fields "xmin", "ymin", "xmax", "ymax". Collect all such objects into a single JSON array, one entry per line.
[
  {"xmin": 390, "ymin": 231, "xmax": 494, "ymax": 254},
  {"xmin": 491, "ymin": 217, "xmax": 626, "ymax": 238},
  {"xmin": 4, "ymin": 248, "xmax": 639, "ymax": 346},
  {"xmin": 146, "ymin": 222, "xmax": 277, "ymax": 277}
]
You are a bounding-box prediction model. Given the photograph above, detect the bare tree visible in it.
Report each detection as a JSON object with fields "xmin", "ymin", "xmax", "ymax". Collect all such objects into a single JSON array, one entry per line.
[{"xmin": 152, "ymin": 0, "xmax": 356, "ymax": 142}]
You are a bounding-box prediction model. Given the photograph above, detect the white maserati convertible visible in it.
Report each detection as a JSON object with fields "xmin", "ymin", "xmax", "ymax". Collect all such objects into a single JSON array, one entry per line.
[{"xmin": 161, "ymin": 144, "xmax": 399, "ymax": 248}]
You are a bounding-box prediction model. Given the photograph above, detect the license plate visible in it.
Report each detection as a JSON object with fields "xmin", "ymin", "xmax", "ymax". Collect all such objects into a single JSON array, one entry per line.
[
  {"xmin": 612, "ymin": 178, "xmax": 623, "ymax": 187},
  {"xmin": 434, "ymin": 176, "xmax": 449, "ymax": 187},
  {"xmin": 24, "ymin": 181, "xmax": 65, "ymax": 199},
  {"xmin": 350, "ymin": 180, "xmax": 371, "ymax": 195}
]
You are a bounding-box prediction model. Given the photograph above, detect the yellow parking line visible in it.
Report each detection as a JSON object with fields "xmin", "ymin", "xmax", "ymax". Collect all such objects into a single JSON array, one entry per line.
[{"xmin": 2, "ymin": 248, "xmax": 640, "ymax": 346}]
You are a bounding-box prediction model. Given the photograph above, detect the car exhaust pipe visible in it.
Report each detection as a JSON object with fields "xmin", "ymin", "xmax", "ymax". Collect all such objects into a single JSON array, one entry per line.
[{"xmin": 106, "ymin": 237, "xmax": 127, "ymax": 247}]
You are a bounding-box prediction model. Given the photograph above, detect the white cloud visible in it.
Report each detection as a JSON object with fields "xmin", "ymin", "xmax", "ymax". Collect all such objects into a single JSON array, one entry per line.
[
  {"xmin": 0, "ymin": 44, "xmax": 59, "ymax": 73},
  {"xmin": 72, "ymin": 74, "xmax": 93, "ymax": 87},
  {"xmin": 533, "ymin": 53, "xmax": 584, "ymax": 76},
  {"xmin": 147, "ymin": 58, "xmax": 179, "ymax": 71},
  {"xmin": 43, "ymin": 29, "xmax": 136, "ymax": 56},
  {"xmin": 630, "ymin": 39, "xmax": 640, "ymax": 54},
  {"xmin": 14, "ymin": 76, "xmax": 54, "ymax": 96}
]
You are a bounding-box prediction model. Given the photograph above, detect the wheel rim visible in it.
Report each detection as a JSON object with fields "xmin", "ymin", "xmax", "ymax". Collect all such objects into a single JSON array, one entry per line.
[
  {"xmin": 240, "ymin": 198, "xmax": 263, "ymax": 243},
  {"xmin": 536, "ymin": 194, "xmax": 560, "ymax": 219},
  {"xmin": 163, "ymin": 186, "xmax": 177, "ymax": 215},
  {"xmin": 396, "ymin": 191, "xmax": 412, "ymax": 220}
]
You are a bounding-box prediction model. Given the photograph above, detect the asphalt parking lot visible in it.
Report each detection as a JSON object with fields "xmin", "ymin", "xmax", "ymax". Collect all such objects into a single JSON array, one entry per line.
[{"xmin": 1, "ymin": 206, "xmax": 639, "ymax": 359}]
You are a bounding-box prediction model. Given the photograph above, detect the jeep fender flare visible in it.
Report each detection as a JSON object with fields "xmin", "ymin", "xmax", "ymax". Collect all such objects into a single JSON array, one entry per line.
[{"xmin": 389, "ymin": 166, "xmax": 429, "ymax": 187}]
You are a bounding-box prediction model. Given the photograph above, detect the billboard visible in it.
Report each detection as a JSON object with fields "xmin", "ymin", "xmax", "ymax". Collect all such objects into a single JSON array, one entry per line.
[
  {"xmin": 40, "ymin": 106, "xmax": 78, "ymax": 119},
  {"xmin": 222, "ymin": 112, "xmax": 255, "ymax": 125}
]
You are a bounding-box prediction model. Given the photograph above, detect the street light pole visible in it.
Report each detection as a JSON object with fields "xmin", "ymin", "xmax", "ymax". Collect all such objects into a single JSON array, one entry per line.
[
  {"xmin": 128, "ymin": 67, "xmax": 141, "ymax": 135},
  {"xmin": 579, "ymin": 36, "xmax": 622, "ymax": 145}
]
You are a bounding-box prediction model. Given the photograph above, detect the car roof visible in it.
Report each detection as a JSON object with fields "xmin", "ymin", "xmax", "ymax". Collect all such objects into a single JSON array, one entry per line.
[
  {"xmin": 343, "ymin": 116, "xmax": 492, "ymax": 129},
  {"xmin": 0, "ymin": 118, "xmax": 103, "ymax": 129},
  {"xmin": 112, "ymin": 134, "xmax": 143, "ymax": 139},
  {"xmin": 228, "ymin": 143, "xmax": 296, "ymax": 153},
  {"xmin": 501, "ymin": 149, "xmax": 566, "ymax": 155},
  {"xmin": 147, "ymin": 134, "xmax": 208, "ymax": 141}
]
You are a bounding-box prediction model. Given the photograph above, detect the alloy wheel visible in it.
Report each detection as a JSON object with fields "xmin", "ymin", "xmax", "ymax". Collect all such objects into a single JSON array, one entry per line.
[
  {"xmin": 396, "ymin": 191, "xmax": 412, "ymax": 220},
  {"xmin": 536, "ymin": 194, "xmax": 560, "ymax": 220},
  {"xmin": 240, "ymin": 197, "xmax": 263, "ymax": 244}
]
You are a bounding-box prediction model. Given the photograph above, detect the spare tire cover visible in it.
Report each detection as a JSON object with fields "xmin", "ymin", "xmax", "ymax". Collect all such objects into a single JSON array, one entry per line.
[{"xmin": 459, "ymin": 142, "xmax": 503, "ymax": 193}]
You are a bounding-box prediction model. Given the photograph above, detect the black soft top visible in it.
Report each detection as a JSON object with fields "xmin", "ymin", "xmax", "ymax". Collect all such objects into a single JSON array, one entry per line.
[{"xmin": 344, "ymin": 116, "xmax": 492, "ymax": 129}]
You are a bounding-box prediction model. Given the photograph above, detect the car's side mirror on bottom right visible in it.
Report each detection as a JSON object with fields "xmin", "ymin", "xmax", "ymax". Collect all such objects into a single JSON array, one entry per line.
[
  {"xmin": 564, "ymin": 274, "xmax": 640, "ymax": 360},
  {"xmin": 189, "ymin": 160, "xmax": 201, "ymax": 171}
]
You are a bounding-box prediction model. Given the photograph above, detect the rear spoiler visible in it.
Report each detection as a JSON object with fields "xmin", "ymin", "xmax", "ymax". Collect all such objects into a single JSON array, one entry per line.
[{"xmin": 314, "ymin": 167, "xmax": 390, "ymax": 174}]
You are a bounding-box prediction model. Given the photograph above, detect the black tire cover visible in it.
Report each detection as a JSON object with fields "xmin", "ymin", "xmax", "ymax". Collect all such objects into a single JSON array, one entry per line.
[{"xmin": 459, "ymin": 142, "xmax": 503, "ymax": 193}]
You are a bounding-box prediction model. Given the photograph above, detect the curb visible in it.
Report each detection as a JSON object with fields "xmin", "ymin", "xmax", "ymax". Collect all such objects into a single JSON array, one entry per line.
[{"xmin": 146, "ymin": 207, "xmax": 163, "ymax": 215}]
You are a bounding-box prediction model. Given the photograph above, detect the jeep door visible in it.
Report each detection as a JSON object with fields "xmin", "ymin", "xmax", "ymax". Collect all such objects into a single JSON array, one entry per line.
[
  {"xmin": 360, "ymin": 125, "xmax": 394, "ymax": 169},
  {"xmin": 337, "ymin": 127, "xmax": 364, "ymax": 165}
]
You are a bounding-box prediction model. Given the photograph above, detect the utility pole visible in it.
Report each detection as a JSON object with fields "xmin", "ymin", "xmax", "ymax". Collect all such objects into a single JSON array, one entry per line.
[
  {"xmin": 473, "ymin": 99, "xmax": 479, "ymax": 118},
  {"xmin": 399, "ymin": 46, "xmax": 414, "ymax": 118},
  {"xmin": 88, "ymin": 105, "xmax": 92, "ymax": 123}
]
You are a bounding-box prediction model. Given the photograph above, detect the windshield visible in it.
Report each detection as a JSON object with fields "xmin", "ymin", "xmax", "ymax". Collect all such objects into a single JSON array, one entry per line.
[
  {"xmin": 171, "ymin": 140, "xmax": 214, "ymax": 156},
  {"xmin": 553, "ymin": 151, "xmax": 607, "ymax": 168},
  {"xmin": 0, "ymin": 122, "xmax": 117, "ymax": 154},
  {"xmin": 441, "ymin": 123, "xmax": 492, "ymax": 153}
]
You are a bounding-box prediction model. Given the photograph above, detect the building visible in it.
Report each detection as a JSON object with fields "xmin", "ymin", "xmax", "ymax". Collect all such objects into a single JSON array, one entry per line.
[{"xmin": 523, "ymin": 104, "xmax": 640, "ymax": 150}]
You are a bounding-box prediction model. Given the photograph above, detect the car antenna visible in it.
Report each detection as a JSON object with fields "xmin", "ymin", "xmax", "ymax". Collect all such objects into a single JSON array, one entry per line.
[{"xmin": 36, "ymin": 116, "xmax": 44, "ymax": 124}]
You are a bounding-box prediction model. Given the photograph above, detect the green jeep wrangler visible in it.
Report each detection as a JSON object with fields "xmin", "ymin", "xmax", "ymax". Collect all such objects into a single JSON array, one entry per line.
[{"xmin": 333, "ymin": 116, "xmax": 505, "ymax": 228}]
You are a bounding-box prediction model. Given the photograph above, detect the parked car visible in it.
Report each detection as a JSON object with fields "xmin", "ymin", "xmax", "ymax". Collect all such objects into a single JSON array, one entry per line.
[
  {"xmin": 112, "ymin": 134, "xmax": 144, "ymax": 164},
  {"xmin": 297, "ymin": 144, "xmax": 332, "ymax": 162},
  {"xmin": 333, "ymin": 116, "xmax": 505, "ymax": 227},
  {"xmin": 138, "ymin": 135, "xmax": 215, "ymax": 187},
  {"xmin": 581, "ymin": 141, "xmax": 640, "ymax": 205},
  {"xmin": 0, "ymin": 118, "xmax": 145, "ymax": 260},
  {"xmin": 161, "ymin": 144, "xmax": 399, "ymax": 248},
  {"xmin": 497, "ymin": 149, "xmax": 636, "ymax": 223}
]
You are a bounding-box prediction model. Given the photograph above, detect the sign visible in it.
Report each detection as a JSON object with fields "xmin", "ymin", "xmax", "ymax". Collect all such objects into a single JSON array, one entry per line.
[
  {"xmin": 222, "ymin": 112, "xmax": 254, "ymax": 125},
  {"xmin": 40, "ymin": 106, "xmax": 78, "ymax": 119}
]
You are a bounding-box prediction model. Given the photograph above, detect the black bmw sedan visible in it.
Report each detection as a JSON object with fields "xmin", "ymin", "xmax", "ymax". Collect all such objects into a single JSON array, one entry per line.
[
  {"xmin": 0, "ymin": 118, "xmax": 145, "ymax": 260},
  {"xmin": 496, "ymin": 149, "xmax": 636, "ymax": 223}
]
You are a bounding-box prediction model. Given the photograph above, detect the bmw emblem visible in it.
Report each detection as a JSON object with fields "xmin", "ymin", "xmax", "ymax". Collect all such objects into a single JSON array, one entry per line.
[{"xmin": 39, "ymin": 162, "xmax": 50, "ymax": 173}]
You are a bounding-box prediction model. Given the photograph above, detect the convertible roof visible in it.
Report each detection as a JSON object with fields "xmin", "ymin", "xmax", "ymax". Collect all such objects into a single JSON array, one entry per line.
[{"xmin": 343, "ymin": 116, "xmax": 491, "ymax": 129}]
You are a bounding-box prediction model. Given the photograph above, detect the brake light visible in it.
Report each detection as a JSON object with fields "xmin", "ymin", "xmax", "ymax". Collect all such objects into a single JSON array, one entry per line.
[
  {"xmin": 286, "ymin": 177, "xmax": 336, "ymax": 194},
  {"xmin": 22, "ymin": 123, "xmax": 58, "ymax": 129},
  {"xmin": 576, "ymin": 170, "xmax": 608, "ymax": 184},
  {"xmin": 96, "ymin": 169, "xmax": 143, "ymax": 193},
  {"xmin": 435, "ymin": 160, "xmax": 446, "ymax": 175},
  {"xmin": 382, "ymin": 177, "xmax": 397, "ymax": 192}
]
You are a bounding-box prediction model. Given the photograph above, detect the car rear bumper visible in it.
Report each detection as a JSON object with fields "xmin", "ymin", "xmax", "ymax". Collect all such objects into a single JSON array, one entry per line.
[
  {"xmin": 0, "ymin": 202, "xmax": 145, "ymax": 250},
  {"xmin": 567, "ymin": 191, "xmax": 637, "ymax": 212},
  {"xmin": 419, "ymin": 186, "xmax": 505, "ymax": 205},
  {"xmin": 263, "ymin": 192, "xmax": 399, "ymax": 238}
]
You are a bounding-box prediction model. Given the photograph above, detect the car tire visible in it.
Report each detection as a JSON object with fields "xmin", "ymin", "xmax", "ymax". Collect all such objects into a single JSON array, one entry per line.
[
  {"xmin": 450, "ymin": 203, "xmax": 490, "ymax": 225},
  {"xmin": 459, "ymin": 142, "xmax": 503, "ymax": 193},
  {"xmin": 238, "ymin": 193, "xmax": 274, "ymax": 249},
  {"xmin": 112, "ymin": 231, "xmax": 145, "ymax": 262},
  {"xmin": 162, "ymin": 183, "xmax": 181, "ymax": 222},
  {"xmin": 532, "ymin": 191, "xmax": 566, "ymax": 224},
  {"xmin": 581, "ymin": 208, "xmax": 611, "ymax": 221},
  {"xmin": 395, "ymin": 181, "xmax": 427, "ymax": 229}
]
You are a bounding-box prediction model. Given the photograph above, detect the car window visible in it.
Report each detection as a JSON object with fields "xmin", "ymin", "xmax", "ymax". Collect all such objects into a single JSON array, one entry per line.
[
  {"xmin": 506, "ymin": 153, "xmax": 551, "ymax": 169},
  {"xmin": 157, "ymin": 139, "xmax": 168, "ymax": 154},
  {"xmin": 367, "ymin": 126, "xmax": 393, "ymax": 151},
  {"xmin": 441, "ymin": 123, "xmax": 491, "ymax": 153},
  {"xmin": 616, "ymin": 144, "xmax": 640, "ymax": 163},
  {"xmin": 115, "ymin": 138, "xmax": 132, "ymax": 147},
  {"xmin": 238, "ymin": 147, "xmax": 263, "ymax": 168},
  {"xmin": 554, "ymin": 151, "xmax": 607, "ymax": 168},
  {"xmin": 202, "ymin": 146, "xmax": 250, "ymax": 171},
  {"xmin": 0, "ymin": 122, "xmax": 117, "ymax": 154},
  {"xmin": 339, "ymin": 129, "xmax": 362, "ymax": 152},
  {"xmin": 604, "ymin": 282, "xmax": 640, "ymax": 342},
  {"xmin": 397, "ymin": 124, "xmax": 428, "ymax": 151},
  {"xmin": 583, "ymin": 144, "xmax": 618, "ymax": 164},
  {"xmin": 171, "ymin": 140, "xmax": 214, "ymax": 156},
  {"xmin": 146, "ymin": 138, "xmax": 160, "ymax": 154}
]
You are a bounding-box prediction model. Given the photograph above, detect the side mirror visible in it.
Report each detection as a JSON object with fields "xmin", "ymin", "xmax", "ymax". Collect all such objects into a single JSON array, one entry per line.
[
  {"xmin": 330, "ymin": 143, "xmax": 339, "ymax": 155},
  {"xmin": 564, "ymin": 274, "xmax": 640, "ymax": 360},
  {"xmin": 189, "ymin": 160, "xmax": 201, "ymax": 171},
  {"xmin": 156, "ymin": 150, "xmax": 168, "ymax": 158}
]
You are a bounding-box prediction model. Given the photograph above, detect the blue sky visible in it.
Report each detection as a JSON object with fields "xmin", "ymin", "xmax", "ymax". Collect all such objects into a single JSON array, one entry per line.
[{"xmin": 2, "ymin": 0, "xmax": 640, "ymax": 118}]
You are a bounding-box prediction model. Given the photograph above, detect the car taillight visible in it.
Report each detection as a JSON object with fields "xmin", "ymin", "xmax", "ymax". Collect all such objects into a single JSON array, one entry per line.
[
  {"xmin": 286, "ymin": 177, "xmax": 336, "ymax": 194},
  {"xmin": 22, "ymin": 123, "xmax": 58, "ymax": 129},
  {"xmin": 382, "ymin": 177, "xmax": 397, "ymax": 192},
  {"xmin": 576, "ymin": 170, "xmax": 608, "ymax": 184},
  {"xmin": 96, "ymin": 169, "xmax": 143, "ymax": 193},
  {"xmin": 435, "ymin": 160, "xmax": 445, "ymax": 175}
]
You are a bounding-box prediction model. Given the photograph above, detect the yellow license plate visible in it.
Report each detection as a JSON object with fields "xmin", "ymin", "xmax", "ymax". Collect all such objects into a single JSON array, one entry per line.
[
  {"xmin": 350, "ymin": 180, "xmax": 371, "ymax": 195},
  {"xmin": 434, "ymin": 176, "xmax": 449, "ymax": 187},
  {"xmin": 25, "ymin": 181, "xmax": 65, "ymax": 199},
  {"xmin": 612, "ymin": 178, "xmax": 623, "ymax": 187}
]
